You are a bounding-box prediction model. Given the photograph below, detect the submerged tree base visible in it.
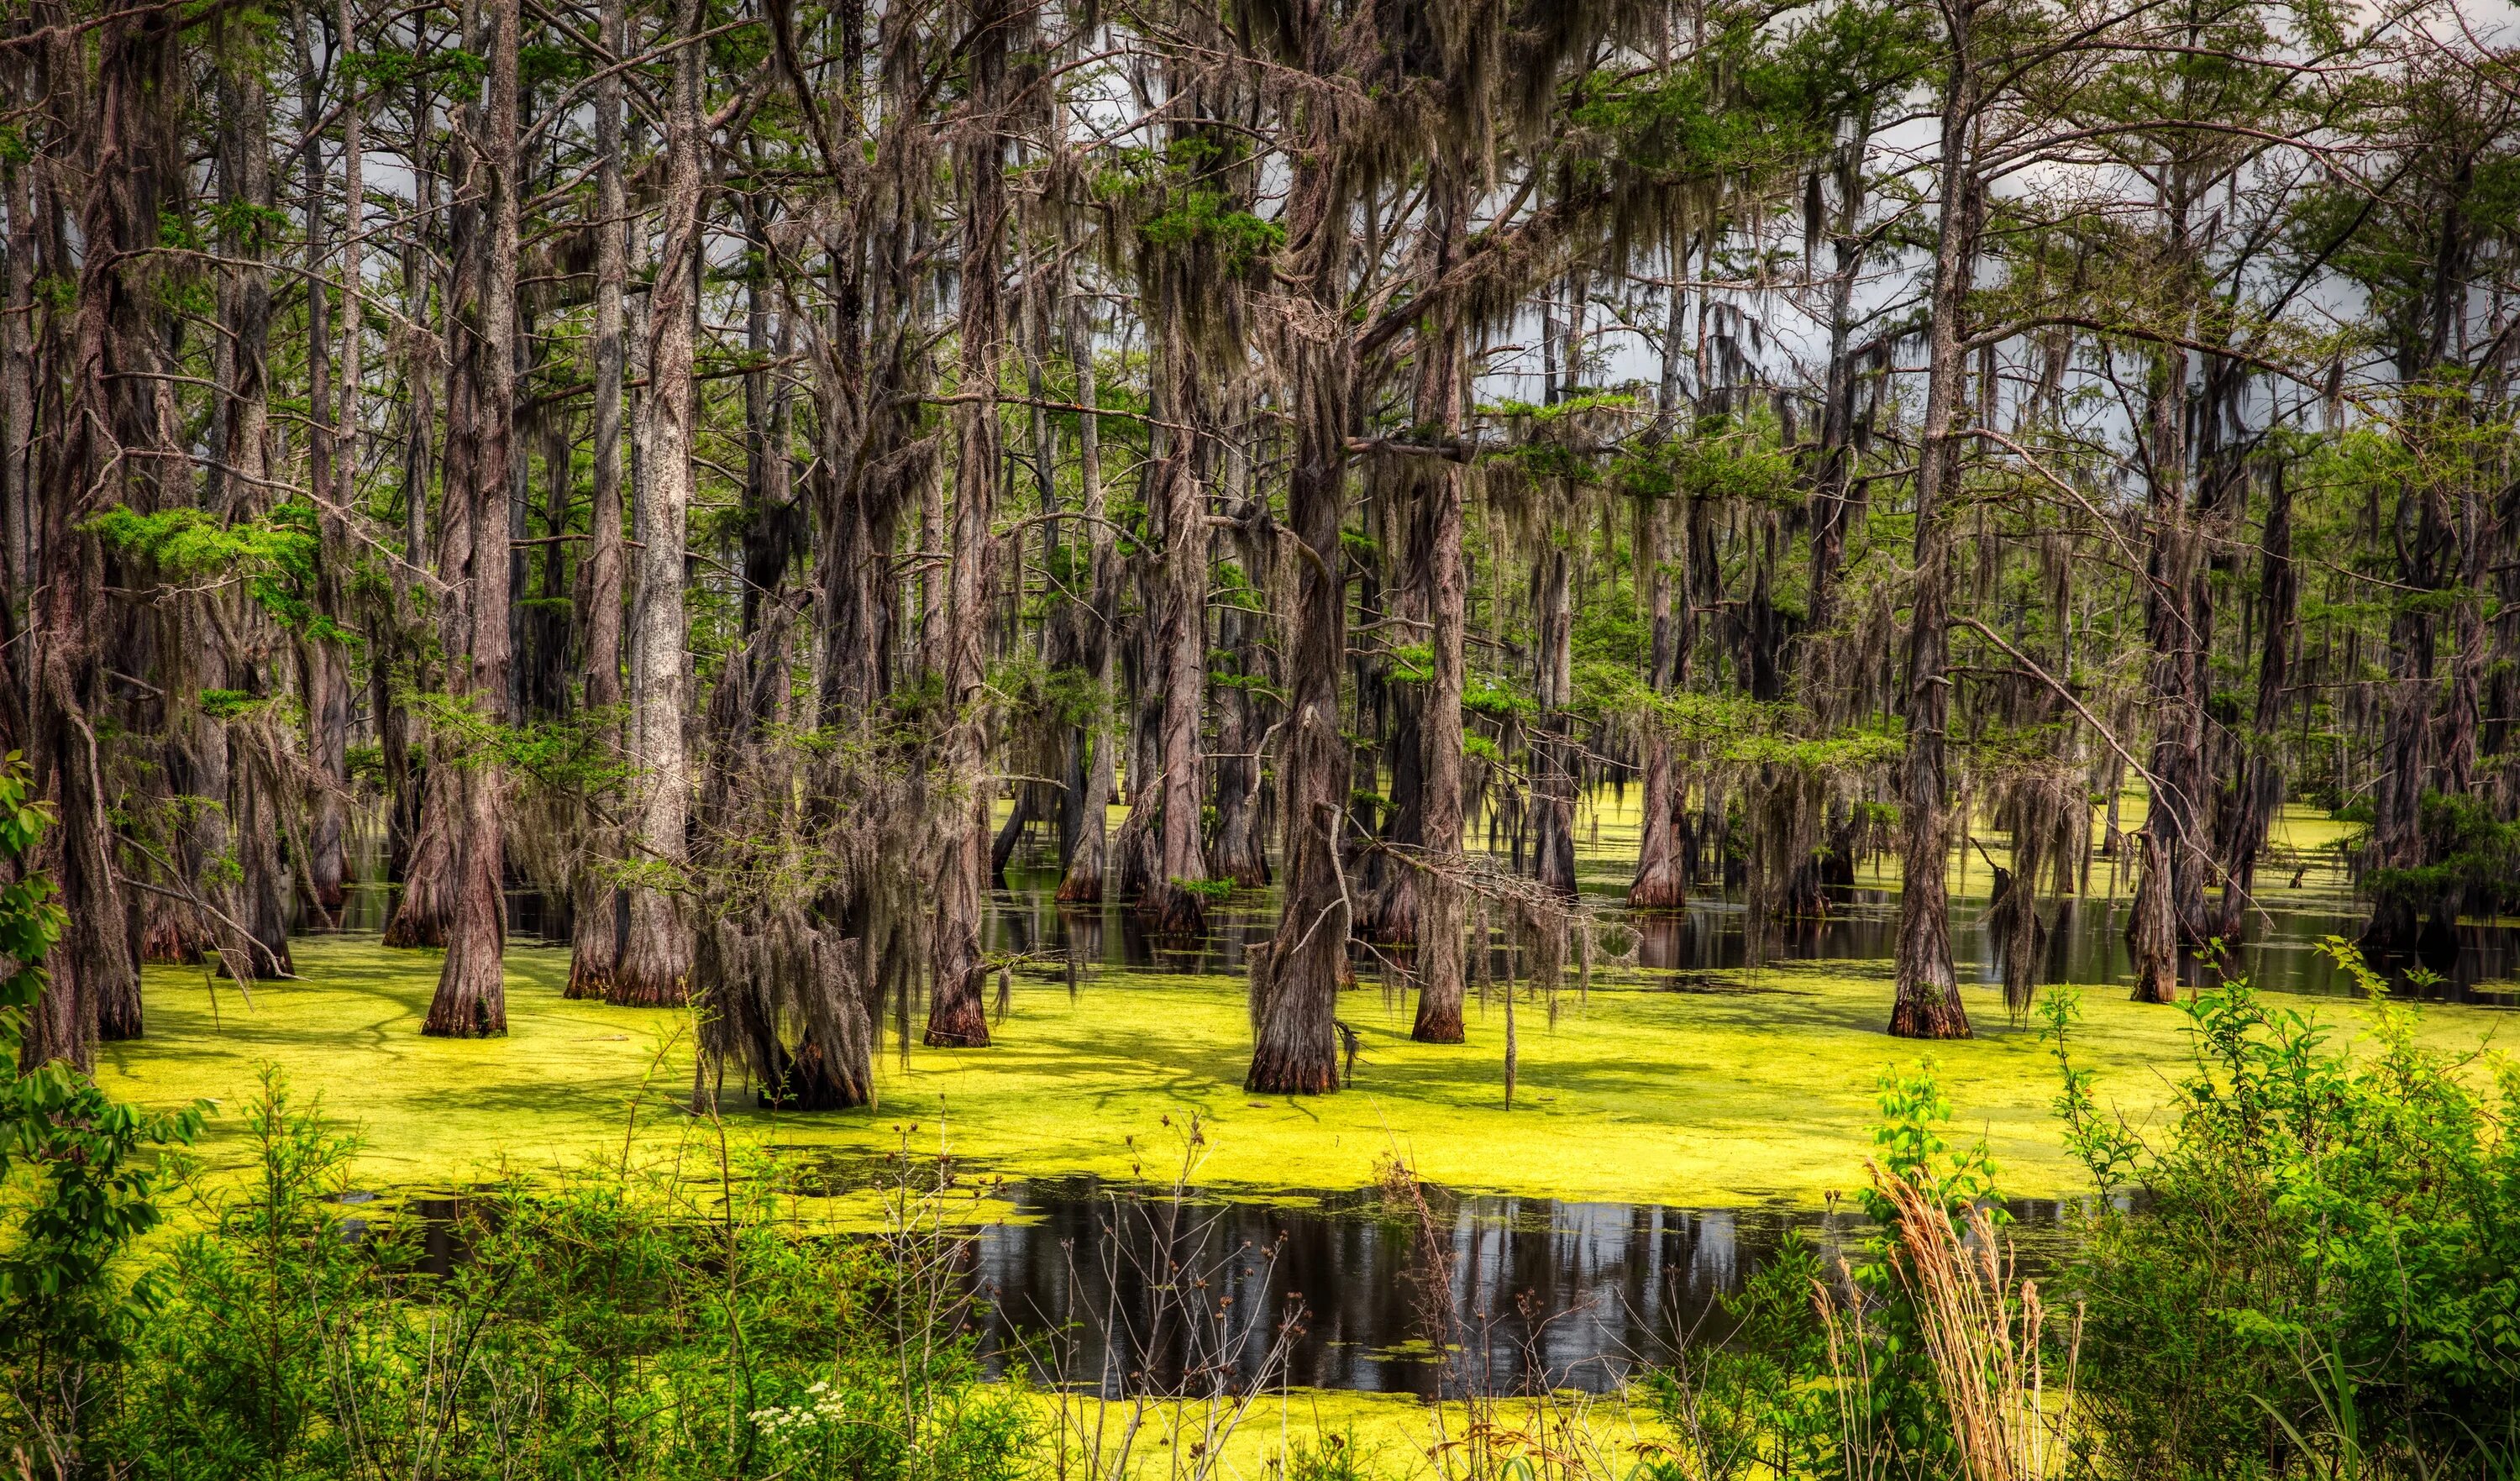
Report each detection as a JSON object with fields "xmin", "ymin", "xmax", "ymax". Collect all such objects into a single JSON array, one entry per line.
[
  {"xmin": 924, "ymin": 974, "xmax": 991, "ymax": 1048},
  {"xmin": 1887, "ymin": 986, "xmax": 1972, "ymax": 1039}
]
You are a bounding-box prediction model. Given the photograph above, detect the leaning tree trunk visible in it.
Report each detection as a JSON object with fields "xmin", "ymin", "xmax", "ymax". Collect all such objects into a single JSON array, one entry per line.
[
  {"xmin": 612, "ymin": 0, "xmax": 703, "ymax": 1011},
  {"xmin": 1888, "ymin": 53, "xmax": 1977, "ymax": 1041},
  {"xmin": 422, "ymin": 0, "xmax": 521, "ymax": 1038}
]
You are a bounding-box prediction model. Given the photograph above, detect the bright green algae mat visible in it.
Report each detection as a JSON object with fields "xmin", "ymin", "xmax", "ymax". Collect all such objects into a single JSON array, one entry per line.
[{"xmin": 103, "ymin": 935, "xmax": 2515, "ymax": 1207}]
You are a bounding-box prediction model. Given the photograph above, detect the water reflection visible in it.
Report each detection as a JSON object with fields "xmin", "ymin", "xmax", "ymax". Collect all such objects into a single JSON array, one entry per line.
[
  {"xmin": 300, "ymin": 838, "xmax": 2520, "ymax": 1005},
  {"xmin": 968, "ymin": 1177, "xmax": 2076, "ymax": 1398},
  {"xmin": 1630, "ymin": 893, "xmax": 2519, "ymax": 1004}
]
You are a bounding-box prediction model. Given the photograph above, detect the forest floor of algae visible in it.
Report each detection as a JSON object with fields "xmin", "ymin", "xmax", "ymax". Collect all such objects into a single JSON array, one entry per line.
[{"xmin": 104, "ymin": 931, "xmax": 2514, "ymax": 1212}]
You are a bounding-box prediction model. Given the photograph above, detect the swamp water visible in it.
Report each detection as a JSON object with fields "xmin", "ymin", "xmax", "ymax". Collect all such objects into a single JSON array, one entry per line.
[
  {"xmin": 351, "ymin": 1174, "xmax": 2078, "ymax": 1400},
  {"xmin": 292, "ymin": 809, "xmax": 2513, "ymax": 1398},
  {"xmin": 957, "ymin": 1179, "xmax": 2085, "ymax": 1399}
]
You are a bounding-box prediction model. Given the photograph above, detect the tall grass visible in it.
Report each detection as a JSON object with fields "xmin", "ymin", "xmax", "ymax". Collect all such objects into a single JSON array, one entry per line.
[{"xmin": 1867, "ymin": 1166, "xmax": 2076, "ymax": 1481}]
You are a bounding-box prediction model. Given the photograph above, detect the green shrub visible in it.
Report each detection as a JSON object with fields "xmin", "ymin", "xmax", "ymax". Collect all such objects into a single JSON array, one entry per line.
[
  {"xmin": 104, "ymin": 1074, "xmax": 1030, "ymax": 1480},
  {"xmin": 2052, "ymin": 949, "xmax": 2520, "ymax": 1479}
]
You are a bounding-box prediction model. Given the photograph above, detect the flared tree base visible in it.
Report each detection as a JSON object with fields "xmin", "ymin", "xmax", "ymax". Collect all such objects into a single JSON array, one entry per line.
[
  {"xmin": 606, "ymin": 972, "xmax": 688, "ymax": 1008},
  {"xmin": 1137, "ymin": 881, "xmax": 1207, "ymax": 938},
  {"xmin": 1246, "ymin": 1042, "xmax": 1339, "ymax": 1095},
  {"xmin": 381, "ymin": 911, "xmax": 449, "ymax": 950},
  {"xmin": 421, "ymin": 979, "xmax": 507, "ymax": 1038},
  {"xmin": 1628, "ymin": 863, "xmax": 1686, "ymax": 911},
  {"xmin": 2129, "ymin": 971, "xmax": 2180, "ymax": 1005},
  {"xmin": 1410, "ymin": 1000, "xmax": 1464, "ymax": 1044},
  {"xmin": 1887, "ymin": 986, "xmax": 1972, "ymax": 1039},
  {"xmin": 759, "ymin": 1035, "xmax": 871, "ymax": 1110},
  {"xmin": 924, "ymin": 973, "xmax": 991, "ymax": 1048}
]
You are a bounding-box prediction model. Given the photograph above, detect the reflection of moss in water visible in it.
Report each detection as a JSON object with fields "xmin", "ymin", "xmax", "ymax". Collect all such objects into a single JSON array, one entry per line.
[{"xmin": 106, "ymin": 936, "xmax": 2510, "ymax": 1209}]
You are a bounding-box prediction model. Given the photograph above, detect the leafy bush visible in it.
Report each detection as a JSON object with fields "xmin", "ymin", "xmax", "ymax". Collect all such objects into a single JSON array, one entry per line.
[
  {"xmin": 2050, "ymin": 949, "xmax": 2520, "ymax": 1479},
  {"xmin": 97, "ymin": 1074, "xmax": 1033, "ymax": 1481},
  {"xmin": 0, "ymin": 755, "xmax": 203, "ymax": 1476}
]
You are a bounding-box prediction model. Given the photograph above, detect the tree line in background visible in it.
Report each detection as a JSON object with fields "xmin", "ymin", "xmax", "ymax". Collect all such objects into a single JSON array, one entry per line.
[{"xmin": 2, "ymin": 0, "xmax": 2516, "ymax": 1100}]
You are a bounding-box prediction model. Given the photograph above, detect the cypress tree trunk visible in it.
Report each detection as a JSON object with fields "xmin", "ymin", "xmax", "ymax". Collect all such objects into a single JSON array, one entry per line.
[
  {"xmin": 1056, "ymin": 280, "xmax": 1116, "ymax": 901},
  {"xmin": 2216, "ymin": 460, "xmax": 2295, "ymax": 938},
  {"xmin": 203, "ymin": 33, "xmax": 292, "ymax": 986},
  {"xmin": 1631, "ymin": 277, "xmax": 1691, "ymax": 911},
  {"xmin": 24, "ymin": 4, "xmax": 183, "ymax": 1068},
  {"xmin": 1412, "ymin": 436, "xmax": 1468, "ymax": 1043},
  {"xmin": 422, "ymin": 0, "xmax": 520, "ymax": 1038},
  {"xmin": 565, "ymin": 0, "xmax": 626, "ymax": 996},
  {"xmin": 1248, "ymin": 134, "xmax": 1352, "ymax": 1095},
  {"xmin": 613, "ymin": 0, "xmax": 701, "ymax": 1010},
  {"xmin": 925, "ymin": 0, "xmax": 1010, "ymax": 1048},
  {"xmin": 1212, "ymin": 580, "xmax": 1270, "ymax": 886},
  {"xmin": 2129, "ymin": 832, "xmax": 2180, "ymax": 1003},
  {"xmin": 2134, "ymin": 250, "xmax": 2213, "ymax": 952},
  {"xmin": 1141, "ymin": 289, "xmax": 1209, "ymax": 935},
  {"xmin": 1411, "ymin": 171, "xmax": 1468, "ymax": 1042},
  {"xmin": 1889, "ymin": 29, "xmax": 1977, "ymax": 1041},
  {"xmin": 384, "ymin": 99, "xmax": 458, "ymax": 952},
  {"xmin": 1531, "ymin": 539, "xmax": 1578, "ymax": 897},
  {"xmin": 293, "ymin": 13, "xmax": 351, "ymax": 933}
]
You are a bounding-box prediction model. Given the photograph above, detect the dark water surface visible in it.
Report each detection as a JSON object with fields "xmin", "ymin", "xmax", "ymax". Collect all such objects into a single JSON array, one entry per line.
[
  {"xmin": 961, "ymin": 1176, "xmax": 2077, "ymax": 1398},
  {"xmin": 971, "ymin": 877, "xmax": 2520, "ymax": 1006}
]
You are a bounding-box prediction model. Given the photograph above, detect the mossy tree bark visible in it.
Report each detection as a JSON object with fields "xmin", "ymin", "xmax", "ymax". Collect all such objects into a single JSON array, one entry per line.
[
  {"xmin": 422, "ymin": 0, "xmax": 519, "ymax": 1039},
  {"xmin": 1889, "ymin": 14, "xmax": 1979, "ymax": 1042},
  {"xmin": 925, "ymin": 0, "xmax": 1011, "ymax": 1048},
  {"xmin": 612, "ymin": 0, "xmax": 702, "ymax": 1011},
  {"xmin": 1248, "ymin": 113, "xmax": 1352, "ymax": 1095},
  {"xmin": 567, "ymin": 0, "xmax": 629, "ymax": 1000}
]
